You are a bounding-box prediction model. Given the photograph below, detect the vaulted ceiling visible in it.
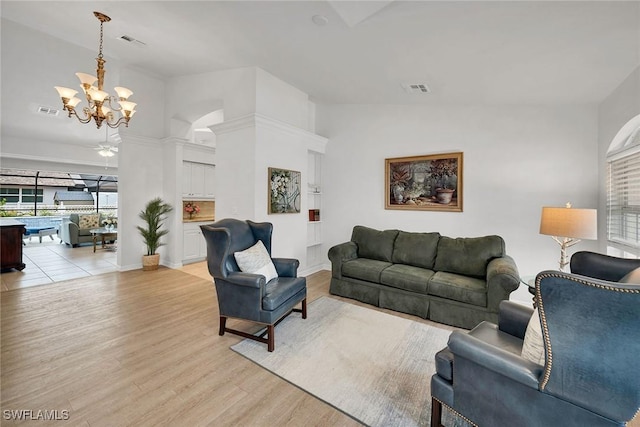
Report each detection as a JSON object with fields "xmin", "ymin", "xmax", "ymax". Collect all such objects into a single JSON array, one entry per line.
[{"xmin": 3, "ymin": 1, "xmax": 638, "ymax": 107}]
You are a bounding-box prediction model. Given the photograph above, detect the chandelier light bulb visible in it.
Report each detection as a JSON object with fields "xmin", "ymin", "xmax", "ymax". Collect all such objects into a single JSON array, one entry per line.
[
  {"xmin": 67, "ymin": 97, "xmax": 82, "ymax": 108},
  {"xmin": 88, "ymin": 88, "xmax": 109, "ymax": 102},
  {"xmin": 114, "ymin": 87, "xmax": 133, "ymax": 100},
  {"xmin": 75, "ymin": 72, "xmax": 98, "ymax": 86},
  {"xmin": 54, "ymin": 86, "xmax": 78, "ymax": 99},
  {"xmin": 118, "ymin": 100, "xmax": 137, "ymax": 114}
]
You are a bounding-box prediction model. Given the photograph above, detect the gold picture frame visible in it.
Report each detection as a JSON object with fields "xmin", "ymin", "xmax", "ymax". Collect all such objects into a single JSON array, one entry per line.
[
  {"xmin": 268, "ymin": 167, "xmax": 301, "ymax": 214},
  {"xmin": 385, "ymin": 152, "xmax": 463, "ymax": 212}
]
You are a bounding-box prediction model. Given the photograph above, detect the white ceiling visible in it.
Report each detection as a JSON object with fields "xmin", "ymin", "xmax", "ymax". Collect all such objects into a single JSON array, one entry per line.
[{"xmin": 1, "ymin": 1, "xmax": 639, "ymax": 123}]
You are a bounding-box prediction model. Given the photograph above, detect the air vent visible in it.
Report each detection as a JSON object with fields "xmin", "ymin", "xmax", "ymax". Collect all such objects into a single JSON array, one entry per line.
[
  {"xmin": 37, "ymin": 106, "xmax": 60, "ymax": 116},
  {"xmin": 401, "ymin": 83, "xmax": 431, "ymax": 94},
  {"xmin": 118, "ymin": 35, "xmax": 147, "ymax": 47}
]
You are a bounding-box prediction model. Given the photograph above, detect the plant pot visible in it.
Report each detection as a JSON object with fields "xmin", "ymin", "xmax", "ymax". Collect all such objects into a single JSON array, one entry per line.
[
  {"xmin": 142, "ymin": 254, "xmax": 160, "ymax": 271},
  {"xmin": 392, "ymin": 184, "xmax": 405, "ymax": 204},
  {"xmin": 435, "ymin": 188, "xmax": 455, "ymax": 205}
]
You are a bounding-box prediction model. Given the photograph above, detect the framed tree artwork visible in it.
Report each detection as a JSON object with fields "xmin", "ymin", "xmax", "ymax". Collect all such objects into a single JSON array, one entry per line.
[
  {"xmin": 385, "ymin": 152, "xmax": 463, "ymax": 212},
  {"xmin": 268, "ymin": 167, "xmax": 301, "ymax": 214}
]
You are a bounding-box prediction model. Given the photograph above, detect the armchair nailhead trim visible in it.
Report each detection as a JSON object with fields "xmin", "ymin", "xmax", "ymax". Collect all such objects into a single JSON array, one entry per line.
[
  {"xmin": 434, "ymin": 397, "xmax": 478, "ymax": 427},
  {"xmin": 536, "ymin": 272, "xmax": 640, "ymax": 391}
]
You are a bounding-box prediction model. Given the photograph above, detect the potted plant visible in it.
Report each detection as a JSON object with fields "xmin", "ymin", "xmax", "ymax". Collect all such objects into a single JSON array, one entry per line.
[
  {"xmin": 137, "ymin": 197, "xmax": 173, "ymax": 271},
  {"xmin": 428, "ymin": 159, "xmax": 458, "ymax": 204},
  {"xmin": 390, "ymin": 164, "xmax": 411, "ymax": 204}
]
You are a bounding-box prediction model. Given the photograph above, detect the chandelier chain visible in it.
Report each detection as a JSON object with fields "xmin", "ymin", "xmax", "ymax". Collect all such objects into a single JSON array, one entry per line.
[{"xmin": 98, "ymin": 20, "xmax": 104, "ymax": 60}]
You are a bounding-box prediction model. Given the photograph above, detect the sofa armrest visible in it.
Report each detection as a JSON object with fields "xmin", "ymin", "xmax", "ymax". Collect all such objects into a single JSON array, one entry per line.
[
  {"xmin": 486, "ymin": 255, "xmax": 520, "ymax": 311},
  {"xmin": 60, "ymin": 221, "xmax": 80, "ymax": 245},
  {"xmin": 498, "ymin": 301, "xmax": 533, "ymax": 339},
  {"xmin": 328, "ymin": 242, "xmax": 358, "ymax": 279},
  {"xmin": 272, "ymin": 258, "xmax": 299, "ymax": 278},
  {"xmin": 570, "ymin": 251, "xmax": 640, "ymax": 281},
  {"xmin": 448, "ymin": 330, "xmax": 542, "ymax": 389},
  {"xmin": 225, "ymin": 271, "xmax": 265, "ymax": 288}
]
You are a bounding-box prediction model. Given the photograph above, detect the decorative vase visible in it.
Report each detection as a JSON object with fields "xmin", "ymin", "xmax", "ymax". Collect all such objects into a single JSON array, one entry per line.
[
  {"xmin": 142, "ymin": 254, "xmax": 160, "ymax": 271},
  {"xmin": 188, "ymin": 212, "xmax": 194, "ymax": 219},
  {"xmin": 392, "ymin": 185, "xmax": 404, "ymax": 204},
  {"xmin": 435, "ymin": 188, "xmax": 455, "ymax": 204}
]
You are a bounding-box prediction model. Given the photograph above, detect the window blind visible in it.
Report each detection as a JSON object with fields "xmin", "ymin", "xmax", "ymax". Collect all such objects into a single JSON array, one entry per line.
[{"xmin": 607, "ymin": 149, "xmax": 640, "ymax": 253}]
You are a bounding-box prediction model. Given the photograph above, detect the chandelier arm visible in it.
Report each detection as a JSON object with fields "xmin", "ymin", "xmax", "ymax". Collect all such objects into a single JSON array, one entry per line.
[
  {"xmin": 105, "ymin": 116, "xmax": 130, "ymax": 129},
  {"xmin": 105, "ymin": 97, "xmax": 123, "ymax": 112},
  {"xmin": 70, "ymin": 107, "xmax": 94, "ymax": 124}
]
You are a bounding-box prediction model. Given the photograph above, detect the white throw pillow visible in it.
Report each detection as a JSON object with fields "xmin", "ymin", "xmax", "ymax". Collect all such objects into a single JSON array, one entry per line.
[
  {"xmin": 521, "ymin": 308, "xmax": 545, "ymax": 365},
  {"xmin": 233, "ymin": 240, "xmax": 278, "ymax": 283}
]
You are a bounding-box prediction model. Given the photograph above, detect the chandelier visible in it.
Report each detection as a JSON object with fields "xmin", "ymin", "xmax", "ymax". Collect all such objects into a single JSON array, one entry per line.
[{"xmin": 55, "ymin": 12, "xmax": 136, "ymax": 129}]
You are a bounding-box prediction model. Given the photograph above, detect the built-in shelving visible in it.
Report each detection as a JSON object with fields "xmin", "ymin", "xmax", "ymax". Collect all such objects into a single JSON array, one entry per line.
[{"xmin": 306, "ymin": 151, "xmax": 324, "ymax": 271}]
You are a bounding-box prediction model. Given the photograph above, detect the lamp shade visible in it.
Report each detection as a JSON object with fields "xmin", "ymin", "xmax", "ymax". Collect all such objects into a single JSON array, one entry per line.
[
  {"xmin": 76, "ymin": 72, "xmax": 98, "ymax": 86},
  {"xmin": 54, "ymin": 86, "xmax": 78, "ymax": 99},
  {"xmin": 540, "ymin": 206, "xmax": 597, "ymax": 240},
  {"xmin": 114, "ymin": 86, "xmax": 133, "ymax": 100}
]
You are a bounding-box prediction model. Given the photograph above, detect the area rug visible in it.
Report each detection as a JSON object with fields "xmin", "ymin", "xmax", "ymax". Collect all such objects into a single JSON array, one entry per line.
[{"xmin": 231, "ymin": 296, "xmax": 469, "ymax": 427}]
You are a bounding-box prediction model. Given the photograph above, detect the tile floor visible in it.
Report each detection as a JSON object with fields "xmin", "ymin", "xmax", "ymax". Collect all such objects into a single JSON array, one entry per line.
[{"xmin": 1, "ymin": 235, "xmax": 118, "ymax": 292}]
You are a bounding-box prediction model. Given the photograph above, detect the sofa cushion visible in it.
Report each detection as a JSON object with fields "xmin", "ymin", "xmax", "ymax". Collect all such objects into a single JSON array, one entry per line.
[
  {"xmin": 262, "ymin": 276, "xmax": 305, "ymax": 311},
  {"xmin": 391, "ymin": 231, "xmax": 440, "ymax": 269},
  {"xmin": 78, "ymin": 213, "xmax": 100, "ymax": 229},
  {"xmin": 428, "ymin": 271, "xmax": 487, "ymax": 307},
  {"xmin": 78, "ymin": 229, "xmax": 93, "ymax": 237},
  {"xmin": 342, "ymin": 258, "xmax": 392, "ymax": 283},
  {"xmin": 521, "ymin": 308, "xmax": 545, "ymax": 365},
  {"xmin": 351, "ymin": 226, "xmax": 399, "ymax": 262},
  {"xmin": 619, "ymin": 267, "xmax": 640, "ymax": 283},
  {"xmin": 234, "ymin": 240, "xmax": 278, "ymax": 283},
  {"xmin": 434, "ymin": 235, "xmax": 505, "ymax": 278},
  {"xmin": 380, "ymin": 264, "xmax": 434, "ymax": 293}
]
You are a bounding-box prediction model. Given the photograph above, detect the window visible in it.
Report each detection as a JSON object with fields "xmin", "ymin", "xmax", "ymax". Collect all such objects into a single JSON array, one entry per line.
[
  {"xmin": 22, "ymin": 189, "xmax": 43, "ymax": 203},
  {"xmin": 607, "ymin": 115, "xmax": 640, "ymax": 254},
  {"xmin": 0, "ymin": 187, "xmax": 19, "ymax": 203}
]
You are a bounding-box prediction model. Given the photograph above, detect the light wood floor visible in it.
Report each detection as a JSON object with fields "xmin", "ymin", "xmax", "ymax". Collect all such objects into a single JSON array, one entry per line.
[
  {"xmin": 3, "ymin": 264, "xmax": 636, "ymax": 427},
  {"xmin": 2, "ymin": 263, "xmax": 451, "ymax": 427}
]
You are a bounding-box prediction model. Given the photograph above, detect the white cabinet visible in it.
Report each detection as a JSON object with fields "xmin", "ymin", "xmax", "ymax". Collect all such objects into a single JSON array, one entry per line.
[
  {"xmin": 204, "ymin": 164, "xmax": 216, "ymax": 198},
  {"xmin": 183, "ymin": 223, "xmax": 207, "ymax": 263},
  {"xmin": 182, "ymin": 161, "xmax": 215, "ymax": 198}
]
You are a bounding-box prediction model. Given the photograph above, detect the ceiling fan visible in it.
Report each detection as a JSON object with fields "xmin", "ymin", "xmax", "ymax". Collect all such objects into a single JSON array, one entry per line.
[
  {"xmin": 95, "ymin": 144, "xmax": 118, "ymax": 157},
  {"xmin": 95, "ymin": 128, "xmax": 120, "ymax": 157}
]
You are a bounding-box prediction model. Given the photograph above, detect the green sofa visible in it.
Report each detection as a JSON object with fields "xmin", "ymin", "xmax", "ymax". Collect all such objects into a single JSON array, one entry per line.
[
  {"xmin": 59, "ymin": 213, "xmax": 104, "ymax": 247},
  {"xmin": 328, "ymin": 226, "xmax": 520, "ymax": 329}
]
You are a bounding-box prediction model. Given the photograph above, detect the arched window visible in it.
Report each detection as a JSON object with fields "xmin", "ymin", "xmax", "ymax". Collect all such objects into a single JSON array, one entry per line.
[{"xmin": 607, "ymin": 114, "xmax": 640, "ymax": 256}]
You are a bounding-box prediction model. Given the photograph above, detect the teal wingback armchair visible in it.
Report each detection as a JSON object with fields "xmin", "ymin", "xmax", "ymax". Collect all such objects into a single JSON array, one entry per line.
[
  {"xmin": 200, "ymin": 219, "xmax": 307, "ymax": 352},
  {"xmin": 431, "ymin": 269, "xmax": 640, "ymax": 427}
]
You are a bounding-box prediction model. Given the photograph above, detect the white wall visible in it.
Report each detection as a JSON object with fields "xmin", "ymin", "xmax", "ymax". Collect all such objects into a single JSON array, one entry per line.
[
  {"xmin": 255, "ymin": 68, "xmax": 310, "ymax": 131},
  {"xmin": 117, "ymin": 133, "xmax": 167, "ymax": 270},
  {"xmin": 120, "ymin": 68, "xmax": 166, "ymax": 140},
  {"xmin": 597, "ymin": 66, "xmax": 640, "ymax": 252},
  {"xmin": 209, "ymin": 68, "xmax": 325, "ymax": 270},
  {"xmin": 165, "ymin": 67, "xmax": 258, "ymax": 135},
  {"xmin": 253, "ymin": 120, "xmax": 310, "ymax": 262},
  {"xmin": 316, "ymin": 104, "xmax": 599, "ymax": 303}
]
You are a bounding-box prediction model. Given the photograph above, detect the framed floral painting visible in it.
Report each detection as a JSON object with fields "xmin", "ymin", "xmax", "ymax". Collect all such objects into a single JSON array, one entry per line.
[
  {"xmin": 268, "ymin": 167, "xmax": 301, "ymax": 214},
  {"xmin": 385, "ymin": 152, "xmax": 463, "ymax": 212}
]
